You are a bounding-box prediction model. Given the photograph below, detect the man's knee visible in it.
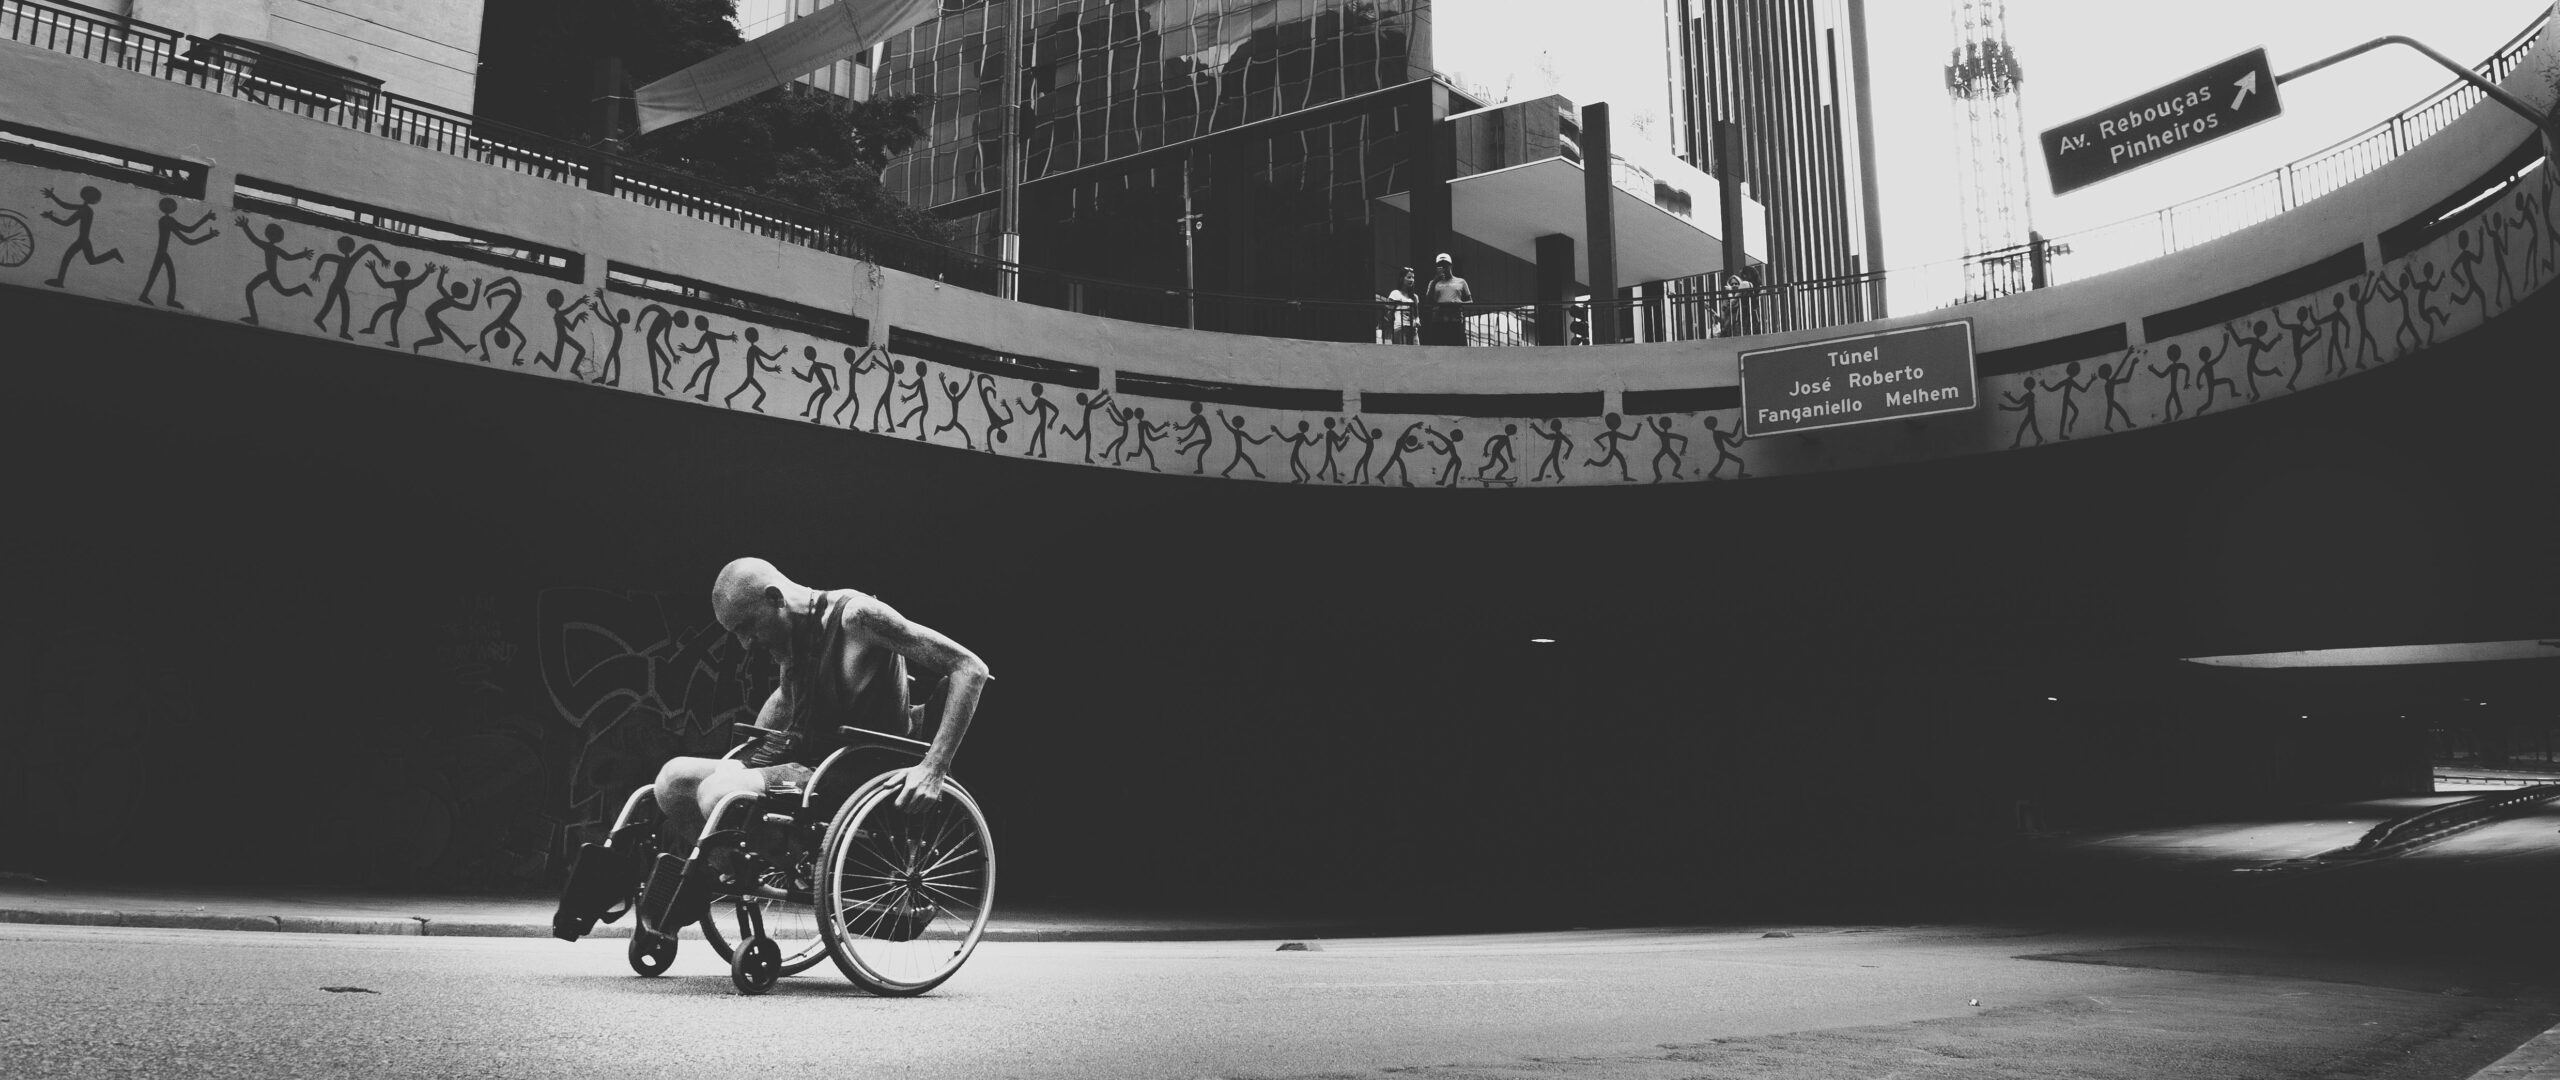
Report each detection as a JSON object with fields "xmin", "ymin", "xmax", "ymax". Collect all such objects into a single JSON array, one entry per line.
[{"xmin": 654, "ymin": 756, "xmax": 734, "ymax": 821}]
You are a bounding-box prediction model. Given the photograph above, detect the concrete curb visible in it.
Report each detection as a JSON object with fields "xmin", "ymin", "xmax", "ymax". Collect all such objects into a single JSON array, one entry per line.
[
  {"xmin": 0, "ymin": 905, "xmax": 1374, "ymax": 943},
  {"xmin": 2472, "ymin": 1023, "xmax": 2560, "ymax": 1080}
]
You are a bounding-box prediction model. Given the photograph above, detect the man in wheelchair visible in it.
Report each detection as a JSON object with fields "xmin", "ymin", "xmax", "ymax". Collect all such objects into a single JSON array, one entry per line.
[{"xmin": 553, "ymin": 556, "xmax": 991, "ymax": 947}]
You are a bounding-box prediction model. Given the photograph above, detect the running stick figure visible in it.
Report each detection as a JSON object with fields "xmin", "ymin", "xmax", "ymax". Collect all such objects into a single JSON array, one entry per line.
[
  {"xmin": 360, "ymin": 260, "xmax": 434, "ymax": 346},
  {"xmin": 1583, "ymin": 413, "xmax": 1640, "ymax": 481},
  {"xmin": 2222, "ymin": 321, "xmax": 2283, "ymax": 403},
  {"xmin": 2269, "ymin": 306, "xmax": 2321, "ymax": 392},
  {"xmin": 235, "ymin": 218, "xmax": 311, "ymax": 325},
  {"xmin": 1701, "ymin": 415, "xmax": 1747, "ymax": 479},
  {"xmin": 2442, "ymin": 229, "xmax": 2489, "ymax": 323},
  {"xmin": 2192, "ymin": 338, "xmax": 2240, "ymax": 415},
  {"xmin": 1059, "ymin": 388, "xmax": 1111, "ymax": 461},
  {"xmin": 40, "ymin": 185, "xmax": 123, "ymax": 289},
  {"xmin": 136, "ymin": 198, "xmax": 217, "ymax": 308},
  {"xmin": 533, "ymin": 288, "xmax": 598, "ymax": 375}
]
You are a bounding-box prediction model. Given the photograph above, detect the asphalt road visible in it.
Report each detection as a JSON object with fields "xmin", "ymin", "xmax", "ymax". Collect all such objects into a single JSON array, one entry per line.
[{"xmin": 6, "ymin": 919, "xmax": 2557, "ymax": 1080}]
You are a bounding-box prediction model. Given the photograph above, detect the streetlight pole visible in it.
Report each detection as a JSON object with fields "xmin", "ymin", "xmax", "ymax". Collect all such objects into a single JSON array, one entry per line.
[{"xmin": 997, "ymin": 0, "xmax": 1026, "ymax": 300}]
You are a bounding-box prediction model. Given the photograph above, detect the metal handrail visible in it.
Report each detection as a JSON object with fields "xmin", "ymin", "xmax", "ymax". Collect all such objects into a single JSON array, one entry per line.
[{"xmin": 0, "ymin": 0, "xmax": 2544, "ymax": 345}]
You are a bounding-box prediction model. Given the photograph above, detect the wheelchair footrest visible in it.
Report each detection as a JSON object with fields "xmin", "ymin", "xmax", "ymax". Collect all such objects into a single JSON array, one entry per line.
[
  {"xmin": 635, "ymin": 852, "xmax": 718, "ymax": 939},
  {"xmin": 553, "ymin": 841, "xmax": 646, "ymax": 942}
]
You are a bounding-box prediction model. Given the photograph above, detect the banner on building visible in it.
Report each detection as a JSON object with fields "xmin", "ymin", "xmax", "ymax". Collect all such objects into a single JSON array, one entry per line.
[{"xmin": 634, "ymin": 0, "xmax": 939, "ymax": 134}]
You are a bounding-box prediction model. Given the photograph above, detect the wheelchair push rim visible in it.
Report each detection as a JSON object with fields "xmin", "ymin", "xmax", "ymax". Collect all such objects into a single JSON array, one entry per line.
[{"xmin": 817, "ymin": 773, "xmax": 996, "ymax": 996}]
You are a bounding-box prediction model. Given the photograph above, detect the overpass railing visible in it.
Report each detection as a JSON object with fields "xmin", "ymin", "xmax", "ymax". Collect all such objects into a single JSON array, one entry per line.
[{"xmin": 0, "ymin": 0, "xmax": 2544, "ymax": 346}]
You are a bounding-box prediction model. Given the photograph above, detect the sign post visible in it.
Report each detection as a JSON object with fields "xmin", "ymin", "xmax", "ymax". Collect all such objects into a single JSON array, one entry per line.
[
  {"xmin": 1738, "ymin": 320, "xmax": 1977, "ymax": 438},
  {"xmin": 2041, "ymin": 48, "xmax": 2283, "ymax": 196}
]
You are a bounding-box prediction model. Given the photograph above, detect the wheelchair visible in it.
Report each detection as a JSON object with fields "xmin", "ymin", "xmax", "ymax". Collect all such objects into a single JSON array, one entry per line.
[{"xmin": 554, "ymin": 722, "xmax": 996, "ymax": 996}]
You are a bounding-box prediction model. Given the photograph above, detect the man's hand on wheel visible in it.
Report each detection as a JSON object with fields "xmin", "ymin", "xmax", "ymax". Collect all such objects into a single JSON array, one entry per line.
[{"xmin": 884, "ymin": 765, "xmax": 947, "ymax": 808}]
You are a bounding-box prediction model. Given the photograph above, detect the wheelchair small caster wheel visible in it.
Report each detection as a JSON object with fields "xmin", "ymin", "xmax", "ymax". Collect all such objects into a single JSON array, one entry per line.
[
  {"xmin": 628, "ymin": 930, "xmax": 677, "ymax": 977},
  {"xmin": 731, "ymin": 935, "xmax": 781, "ymax": 995}
]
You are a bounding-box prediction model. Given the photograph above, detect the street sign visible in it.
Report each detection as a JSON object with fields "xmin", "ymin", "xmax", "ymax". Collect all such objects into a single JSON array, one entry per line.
[
  {"xmin": 2041, "ymin": 48, "xmax": 2282, "ymax": 196},
  {"xmin": 1738, "ymin": 320, "xmax": 1976, "ymax": 438}
]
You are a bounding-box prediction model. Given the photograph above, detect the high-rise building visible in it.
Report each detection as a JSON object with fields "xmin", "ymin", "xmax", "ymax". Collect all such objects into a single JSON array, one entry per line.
[
  {"xmin": 1663, "ymin": 0, "xmax": 1884, "ymax": 313},
  {"xmin": 871, "ymin": 0, "xmax": 1818, "ymax": 340}
]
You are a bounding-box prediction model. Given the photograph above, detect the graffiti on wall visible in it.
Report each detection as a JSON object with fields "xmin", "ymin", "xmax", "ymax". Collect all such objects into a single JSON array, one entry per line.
[
  {"xmin": 530, "ymin": 587, "xmax": 756, "ymax": 848},
  {"xmin": 3, "ymin": 151, "xmax": 2557, "ymax": 496}
]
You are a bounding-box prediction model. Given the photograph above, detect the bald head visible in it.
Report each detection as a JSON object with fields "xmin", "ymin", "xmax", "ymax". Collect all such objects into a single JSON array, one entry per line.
[{"xmin": 711, "ymin": 557, "xmax": 804, "ymax": 646}]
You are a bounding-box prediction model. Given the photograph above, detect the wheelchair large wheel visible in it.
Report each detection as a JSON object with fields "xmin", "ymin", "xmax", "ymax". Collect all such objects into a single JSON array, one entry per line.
[{"xmin": 817, "ymin": 774, "xmax": 996, "ymax": 996}]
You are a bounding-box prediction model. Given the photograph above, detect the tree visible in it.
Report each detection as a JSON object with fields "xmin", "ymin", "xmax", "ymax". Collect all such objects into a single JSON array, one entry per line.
[{"xmin": 475, "ymin": 0, "xmax": 948, "ymax": 251}]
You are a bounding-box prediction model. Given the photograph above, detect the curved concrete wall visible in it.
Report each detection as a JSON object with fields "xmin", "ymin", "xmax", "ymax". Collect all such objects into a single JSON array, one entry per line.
[{"xmin": 0, "ymin": 29, "xmax": 2553, "ymax": 488}]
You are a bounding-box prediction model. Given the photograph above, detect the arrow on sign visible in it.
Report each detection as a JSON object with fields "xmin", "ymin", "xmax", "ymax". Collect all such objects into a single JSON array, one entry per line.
[{"xmin": 2230, "ymin": 70, "xmax": 2259, "ymax": 111}]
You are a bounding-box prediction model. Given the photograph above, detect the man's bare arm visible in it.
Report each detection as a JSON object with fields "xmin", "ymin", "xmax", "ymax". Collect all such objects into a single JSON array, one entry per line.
[{"xmin": 849, "ymin": 601, "xmax": 991, "ymax": 805}]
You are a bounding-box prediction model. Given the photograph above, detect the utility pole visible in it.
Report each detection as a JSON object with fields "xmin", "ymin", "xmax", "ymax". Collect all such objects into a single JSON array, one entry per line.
[
  {"xmin": 997, "ymin": 0, "xmax": 1025, "ymax": 300},
  {"xmin": 1180, "ymin": 155, "xmax": 1202, "ymax": 329}
]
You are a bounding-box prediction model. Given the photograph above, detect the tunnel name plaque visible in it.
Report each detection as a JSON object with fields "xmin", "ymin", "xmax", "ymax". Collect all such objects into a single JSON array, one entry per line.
[{"xmin": 1738, "ymin": 320, "xmax": 1978, "ymax": 438}]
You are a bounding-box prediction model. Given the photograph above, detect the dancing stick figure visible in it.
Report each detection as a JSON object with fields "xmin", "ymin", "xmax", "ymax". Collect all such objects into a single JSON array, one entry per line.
[
  {"xmin": 1427, "ymin": 427, "xmax": 1465, "ymax": 488},
  {"xmin": 1272, "ymin": 421, "xmax": 1319, "ymax": 483},
  {"xmin": 589, "ymin": 297, "xmax": 630, "ymax": 386},
  {"xmin": 1344, "ymin": 419, "xmax": 1382, "ymax": 484},
  {"xmin": 1217, "ymin": 409, "xmax": 1270, "ymax": 479},
  {"xmin": 1376, "ymin": 421, "xmax": 1424, "ymax": 487},
  {"xmin": 724, "ymin": 327, "xmax": 784, "ymax": 413},
  {"xmin": 978, "ymin": 377, "xmax": 1017, "ymax": 450},
  {"xmin": 533, "ymin": 288, "xmax": 598, "ymax": 375},
  {"xmin": 137, "ymin": 198, "xmax": 217, "ymax": 308},
  {"xmin": 1998, "ymin": 377, "xmax": 2043, "ymax": 447},
  {"xmin": 894, "ymin": 360, "xmax": 930, "ymax": 437},
  {"xmin": 236, "ymin": 218, "xmax": 311, "ymax": 325},
  {"xmin": 310, "ymin": 237, "xmax": 385, "ymax": 339},
  {"xmin": 932, "ymin": 369, "xmax": 977, "ymax": 448},
  {"xmin": 41, "ymin": 185, "xmax": 123, "ymax": 289},
  {"xmin": 1529, "ymin": 419, "xmax": 1575, "ymax": 483},
  {"xmin": 410, "ymin": 267, "xmax": 479, "ymax": 354},
  {"xmin": 2042, "ymin": 361, "xmax": 2094, "ymax": 439},
  {"xmin": 1474, "ymin": 424, "xmax": 1517, "ymax": 485},
  {"xmin": 361, "ymin": 260, "xmax": 434, "ymax": 346},
  {"xmin": 478, "ymin": 277, "xmax": 529, "ymax": 364},
  {"xmin": 2097, "ymin": 350, "xmax": 2139, "ymax": 432},
  {"xmin": 1584, "ymin": 413, "xmax": 1640, "ymax": 481},
  {"xmin": 678, "ymin": 315, "xmax": 738, "ymax": 399},
  {"xmin": 795, "ymin": 346, "xmax": 837, "ymax": 422},
  {"xmin": 2147, "ymin": 343, "xmax": 2192, "ymax": 423},
  {"xmin": 1013, "ymin": 383, "xmax": 1060, "ymax": 458},
  {"xmin": 1645, "ymin": 415, "xmax": 1689, "ymax": 481},
  {"xmin": 1171, "ymin": 401, "xmax": 1213, "ymax": 474},
  {"xmin": 1701, "ymin": 415, "xmax": 1747, "ymax": 479},
  {"xmin": 1059, "ymin": 389, "xmax": 1111, "ymax": 461}
]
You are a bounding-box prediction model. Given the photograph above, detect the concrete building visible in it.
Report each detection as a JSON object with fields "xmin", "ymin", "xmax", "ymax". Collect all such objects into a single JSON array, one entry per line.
[{"xmin": 111, "ymin": 0, "xmax": 485, "ymax": 114}]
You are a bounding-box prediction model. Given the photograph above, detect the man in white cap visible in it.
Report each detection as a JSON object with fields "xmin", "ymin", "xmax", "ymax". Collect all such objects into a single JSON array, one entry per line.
[{"xmin": 1419, "ymin": 252, "xmax": 1474, "ymax": 345}]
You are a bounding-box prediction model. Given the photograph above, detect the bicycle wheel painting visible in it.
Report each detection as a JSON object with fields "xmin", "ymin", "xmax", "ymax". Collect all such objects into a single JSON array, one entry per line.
[{"xmin": 0, "ymin": 209, "xmax": 33, "ymax": 268}]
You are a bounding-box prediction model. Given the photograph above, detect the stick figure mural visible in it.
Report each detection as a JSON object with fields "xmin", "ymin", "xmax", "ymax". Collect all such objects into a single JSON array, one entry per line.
[
  {"xmin": 869, "ymin": 358, "xmax": 907, "ymax": 433},
  {"xmin": 1584, "ymin": 413, "xmax": 1640, "ymax": 481},
  {"xmin": 724, "ymin": 327, "xmax": 785, "ymax": 413},
  {"xmin": 2223, "ymin": 321, "xmax": 2283, "ymax": 403},
  {"xmin": 794, "ymin": 346, "xmax": 837, "ymax": 422},
  {"xmin": 235, "ymin": 217, "xmax": 312, "ymax": 325},
  {"xmin": 2515, "ymin": 187, "xmax": 2550, "ymax": 289},
  {"xmin": 977, "ymin": 375, "xmax": 1016, "ymax": 449},
  {"xmin": 589, "ymin": 295, "xmax": 630, "ymax": 386},
  {"xmin": 410, "ymin": 267, "xmax": 479, "ymax": 354},
  {"xmin": 1216, "ymin": 409, "xmax": 1270, "ymax": 479},
  {"xmin": 2443, "ymin": 228, "xmax": 2490, "ymax": 322},
  {"xmin": 1099, "ymin": 398, "xmax": 1138, "ymax": 463},
  {"xmin": 2097, "ymin": 349, "xmax": 2139, "ymax": 432},
  {"xmin": 2147, "ymin": 343, "xmax": 2192, "ymax": 423},
  {"xmin": 2269, "ymin": 305, "xmax": 2321, "ymax": 391},
  {"xmin": 1529, "ymin": 419, "xmax": 1575, "ymax": 483},
  {"xmin": 1427, "ymin": 426, "xmax": 1466, "ymax": 488},
  {"xmin": 2404, "ymin": 262, "xmax": 2451, "ymax": 346},
  {"xmin": 1701, "ymin": 415, "xmax": 1747, "ymax": 479},
  {"xmin": 1059, "ymin": 388, "xmax": 1111, "ymax": 462},
  {"xmin": 1344, "ymin": 418, "xmax": 1382, "ymax": 485},
  {"xmin": 1997, "ymin": 376, "xmax": 2043, "ymax": 447},
  {"xmin": 2484, "ymin": 212, "xmax": 2518, "ymax": 309},
  {"xmin": 1126, "ymin": 407, "xmax": 1166, "ymax": 471},
  {"xmin": 1013, "ymin": 383, "xmax": 1060, "ymax": 458},
  {"xmin": 637, "ymin": 305, "xmax": 681, "ymax": 394},
  {"xmin": 1272, "ymin": 420, "xmax": 1318, "ymax": 483},
  {"xmin": 893, "ymin": 360, "xmax": 930, "ymax": 437},
  {"xmin": 2313, "ymin": 292, "xmax": 2355, "ymax": 379},
  {"xmin": 837, "ymin": 347, "xmax": 884, "ymax": 427},
  {"xmin": 310, "ymin": 236, "xmax": 385, "ymax": 339},
  {"xmin": 2039, "ymin": 360, "xmax": 2095, "ymax": 439},
  {"xmin": 532, "ymin": 288, "xmax": 597, "ymax": 375},
  {"xmin": 40, "ymin": 185, "xmax": 122, "ymax": 289},
  {"xmin": 360, "ymin": 260, "xmax": 434, "ymax": 346},
  {"xmin": 1646, "ymin": 415, "xmax": 1689, "ymax": 481},
  {"xmin": 1376, "ymin": 421, "xmax": 1424, "ymax": 487},
  {"xmin": 1316, "ymin": 416, "xmax": 1349, "ymax": 483},
  {"xmin": 477, "ymin": 277, "xmax": 529, "ymax": 364},
  {"xmin": 677, "ymin": 314, "xmax": 737, "ymax": 400},
  {"xmin": 2347, "ymin": 273, "xmax": 2388, "ymax": 369},
  {"xmin": 136, "ymin": 197, "xmax": 216, "ymax": 308},
  {"xmin": 1171, "ymin": 401, "xmax": 1213, "ymax": 474},
  {"xmin": 2191, "ymin": 337, "xmax": 2240, "ymax": 415},
  {"xmin": 1475, "ymin": 423, "xmax": 1517, "ymax": 485},
  {"xmin": 932, "ymin": 368, "xmax": 976, "ymax": 448}
]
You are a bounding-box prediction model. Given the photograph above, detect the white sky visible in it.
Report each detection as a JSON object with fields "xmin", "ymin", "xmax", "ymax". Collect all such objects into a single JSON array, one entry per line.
[{"xmin": 1456, "ymin": 0, "xmax": 2552, "ymax": 273}]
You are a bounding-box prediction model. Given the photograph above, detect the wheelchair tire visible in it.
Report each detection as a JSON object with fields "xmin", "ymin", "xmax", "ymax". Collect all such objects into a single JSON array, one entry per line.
[
  {"xmin": 699, "ymin": 895, "xmax": 828, "ymax": 978},
  {"xmin": 627, "ymin": 929, "xmax": 677, "ymax": 977},
  {"xmin": 816, "ymin": 773, "xmax": 996, "ymax": 997},
  {"xmin": 730, "ymin": 935, "xmax": 782, "ymax": 995}
]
